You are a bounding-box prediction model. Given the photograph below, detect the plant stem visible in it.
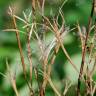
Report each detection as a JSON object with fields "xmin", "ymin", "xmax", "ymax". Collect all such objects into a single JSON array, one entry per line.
[
  {"xmin": 77, "ymin": 0, "xmax": 95, "ymax": 95},
  {"xmin": 12, "ymin": 11, "xmax": 26, "ymax": 79}
]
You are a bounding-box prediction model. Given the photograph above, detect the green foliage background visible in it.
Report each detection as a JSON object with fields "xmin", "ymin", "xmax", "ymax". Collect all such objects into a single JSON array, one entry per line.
[{"xmin": 0, "ymin": 0, "xmax": 94, "ymax": 96}]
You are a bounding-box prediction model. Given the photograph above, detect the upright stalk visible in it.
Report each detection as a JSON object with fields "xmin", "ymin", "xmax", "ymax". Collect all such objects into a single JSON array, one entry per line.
[{"xmin": 77, "ymin": 0, "xmax": 95, "ymax": 95}]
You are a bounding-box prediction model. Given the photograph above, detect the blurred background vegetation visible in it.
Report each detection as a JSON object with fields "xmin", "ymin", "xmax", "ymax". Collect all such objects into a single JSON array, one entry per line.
[{"xmin": 0, "ymin": 0, "xmax": 93, "ymax": 96}]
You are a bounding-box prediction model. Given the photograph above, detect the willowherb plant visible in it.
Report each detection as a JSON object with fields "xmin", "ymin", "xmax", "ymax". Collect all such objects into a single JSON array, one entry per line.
[{"xmin": 2, "ymin": 0, "xmax": 96, "ymax": 96}]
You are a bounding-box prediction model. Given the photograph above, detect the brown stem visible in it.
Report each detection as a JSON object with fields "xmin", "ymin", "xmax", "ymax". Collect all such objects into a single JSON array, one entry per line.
[
  {"xmin": 77, "ymin": 0, "xmax": 95, "ymax": 95},
  {"xmin": 27, "ymin": 31, "xmax": 33, "ymax": 86},
  {"xmin": 9, "ymin": 7, "xmax": 34, "ymax": 96},
  {"xmin": 12, "ymin": 12, "xmax": 26, "ymax": 79},
  {"xmin": 25, "ymin": 18, "xmax": 33, "ymax": 88}
]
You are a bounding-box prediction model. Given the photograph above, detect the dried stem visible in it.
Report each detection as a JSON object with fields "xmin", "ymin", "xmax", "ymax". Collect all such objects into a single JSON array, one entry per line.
[
  {"xmin": 77, "ymin": 0, "xmax": 95, "ymax": 95},
  {"xmin": 9, "ymin": 7, "xmax": 34, "ymax": 96},
  {"xmin": 27, "ymin": 26, "xmax": 33, "ymax": 86},
  {"xmin": 26, "ymin": 24, "xmax": 34, "ymax": 96},
  {"xmin": 48, "ymin": 78, "xmax": 61, "ymax": 96},
  {"xmin": 90, "ymin": 19, "xmax": 96, "ymax": 76},
  {"xmin": 44, "ymin": 16, "xmax": 79, "ymax": 73},
  {"xmin": 6, "ymin": 59, "xmax": 19, "ymax": 96},
  {"xmin": 24, "ymin": 15, "xmax": 34, "ymax": 88},
  {"xmin": 9, "ymin": 7, "xmax": 26, "ymax": 79}
]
